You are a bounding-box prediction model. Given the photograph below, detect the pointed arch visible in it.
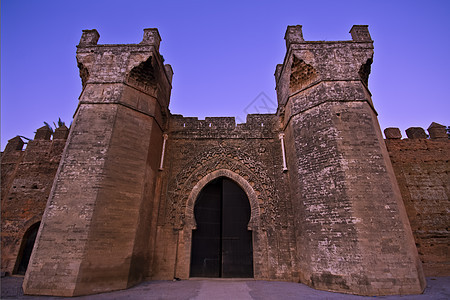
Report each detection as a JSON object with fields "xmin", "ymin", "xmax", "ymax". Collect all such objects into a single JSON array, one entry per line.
[{"xmin": 185, "ymin": 169, "xmax": 260, "ymax": 231}]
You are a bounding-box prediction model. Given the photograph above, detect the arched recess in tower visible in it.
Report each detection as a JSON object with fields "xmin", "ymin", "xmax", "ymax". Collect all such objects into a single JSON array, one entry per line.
[
  {"xmin": 127, "ymin": 56, "xmax": 158, "ymax": 96},
  {"xmin": 289, "ymin": 56, "xmax": 317, "ymax": 93},
  {"xmin": 358, "ymin": 57, "xmax": 373, "ymax": 87},
  {"xmin": 77, "ymin": 62, "xmax": 89, "ymax": 89}
]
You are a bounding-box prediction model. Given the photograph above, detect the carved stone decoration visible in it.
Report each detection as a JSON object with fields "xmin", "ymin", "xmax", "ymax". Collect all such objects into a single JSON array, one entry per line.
[
  {"xmin": 164, "ymin": 146, "xmax": 276, "ymax": 230},
  {"xmin": 126, "ymin": 56, "xmax": 158, "ymax": 97},
  {"xmin": 165, "ymin": 146, "xmax": 276, "ymax": 280},
  {"xmin": 172, "ymin": 168, "xmax": 271, "ymax": 280},
  {"xmin": 289, "ymin": 56, "xmax": 317, "ymax": 94},
  {"xmin": 184, "ymin": 169, "xmax": 261, "ymax": 231}
]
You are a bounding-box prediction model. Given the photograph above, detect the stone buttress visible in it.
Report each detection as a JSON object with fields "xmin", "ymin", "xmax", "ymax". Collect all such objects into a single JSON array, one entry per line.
[
  {"xmin": 23, "ymin": 29, "xmax": 173, "ymax": 296},
  {"xmin": 276, "ymin": 25, "xmax": 426, "ymax": 295}
]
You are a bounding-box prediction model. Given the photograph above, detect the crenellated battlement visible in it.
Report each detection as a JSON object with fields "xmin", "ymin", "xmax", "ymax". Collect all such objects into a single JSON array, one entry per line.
[
  {"xmin": 170, "ymin": 115, "xmax": 236, "ymax": 130},
  {"xmin": 168, "ymin": 113, "xmax": 277, "ymax": 139},
  {"xmin": 1, "ymin": 126, "xmax": 69, "ymax": 206},
  {"xmin": 276, "ymin": 25, "xmax": 374, "ymax": 120},
  {"xmin": 384, "ymin": 122, "xmax": 448, "ymax": 140},
  {"xmin": 76, "ymin": 28, "xmax": 171, "ymax": 85},
  {"xmin": 3, "ymin": 125, "xmax": 69, "ymax": 154}
]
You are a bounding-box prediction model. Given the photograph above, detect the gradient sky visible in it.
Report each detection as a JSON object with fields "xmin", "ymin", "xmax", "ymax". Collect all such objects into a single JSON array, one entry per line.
[{"xmin": 2, "ymin": 0, "xmax": 449, "ymax": 150}]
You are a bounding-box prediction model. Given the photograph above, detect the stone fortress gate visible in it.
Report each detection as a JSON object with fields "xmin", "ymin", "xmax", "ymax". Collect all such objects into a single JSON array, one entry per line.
[{"xmin": 9, "ymin": 25, "xmax": 430, "ymax": 296}]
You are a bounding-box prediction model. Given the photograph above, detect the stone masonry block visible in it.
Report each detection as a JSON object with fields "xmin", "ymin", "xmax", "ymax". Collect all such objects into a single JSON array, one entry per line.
[
  {"xmin": 141, "ymin": 28, "xmax": 161, "ymax": 51},
  {"xmin": 427, "ymin": 122, "xmax": 447, "ymax": 139},
  {"xmin": 384, "ymin": 127, "xmax": 402, "ymax": 139},
  {"xmin": 284, "ymin": 25, "xmax": 304, "ymax": 49},
  {"xmin": 406, "ymin": 127, "xmax": 427, "ymax": 139},
  {"xmin": 34, "ymin": 126, "xmax": 52, "ymax": 140},
  {"xmin": 4, "ymin": 136, "xmax": 24, "ymax": 152},
  {"xmin": 78, "ymin": 29, "xmax": 100, "ymax": 46},
  {"xmin": 350, "ymin": 25, "xmax": 372, "ymax": 42},
  {"xmin": 53, "ymin": 125, "xmax": 69, "ymax": 140}
]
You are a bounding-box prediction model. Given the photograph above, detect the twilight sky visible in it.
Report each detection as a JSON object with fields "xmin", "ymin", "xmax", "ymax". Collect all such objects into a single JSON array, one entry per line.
[{"xmin": 1, "ymin": 0, "xmax": 449, "ymax": 150}]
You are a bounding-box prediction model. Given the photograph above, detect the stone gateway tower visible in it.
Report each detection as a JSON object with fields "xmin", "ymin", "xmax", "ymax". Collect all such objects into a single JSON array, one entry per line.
[{"xmin": 21, "ymin": 26, "xmax": 426, "ymax": 296}]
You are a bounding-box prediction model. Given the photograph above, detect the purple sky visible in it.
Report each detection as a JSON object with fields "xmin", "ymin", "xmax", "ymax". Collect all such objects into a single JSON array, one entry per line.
[{"xmin": 2, "ymin": 0, "xmax": 449, "ymax": 150}]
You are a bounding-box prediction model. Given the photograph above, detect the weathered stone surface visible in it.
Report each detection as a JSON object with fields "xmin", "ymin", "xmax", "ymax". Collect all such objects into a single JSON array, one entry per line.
[
  {"xmin": 2, "ymin": 25, "xmax": 446, "ymax": 298},
  {"xmin": 53, "ymin": 125, "xmax": 69, "ymax": 140},
  {"xmin": 276, "ymin": 24, "xmax": 424, "ymax": 295},
  {"xmin": 3, "ymin": 136, "xmax": 24, "ymax": 153},
  {"xmin": 1, "ymin": 129, "xmax": 67, "ymax": 275},
  {"xmin": 78, "ymin": 29, "xmax": 100, "ymax": 46},
  {"xmin": 384, "ymin": 127, "xmax": 402, "ymax": 139},
  {"xmin": 349, "ymin": 25, "xmax": 372, "ymax": 42},
  {"xmin": 427, "ymin": 122, "xmax": 447, "ymax": 139},
  {"xmin": 34, "ymin": 126, "xmax": 52, "ymax": 140},
  {"xmin": 285, "ymin": 25, "xmax": 304, "ymax": 48},
  {"xmin": 406, "ymin": 127, "xmax": 427, "ymax": 139},
  {"xmin": 22, "ymin": 28, "xmax": 171, "ymax": 297},
  {"xmin": 151, "ymin": 113, "xmax": 295, "ymax": 282},
  {"xmin": 385, "ymin": 136, "xmax": 450, "ymax": 276}
]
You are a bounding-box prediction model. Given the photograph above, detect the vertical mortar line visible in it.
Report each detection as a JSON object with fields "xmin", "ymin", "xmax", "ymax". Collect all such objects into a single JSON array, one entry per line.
[
  {"xmin": 159, "ymin": 134, "xmax": 168, "ymax": 170},
  {"xmin": 279, "ymin": 133, "xmax": 288, "ymax": 172}
]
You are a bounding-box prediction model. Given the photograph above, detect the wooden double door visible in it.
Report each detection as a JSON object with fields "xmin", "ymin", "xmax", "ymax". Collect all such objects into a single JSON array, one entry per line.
[{"xmin": 190, "ymin": 177, "xmax": 253, "ymax": 278}]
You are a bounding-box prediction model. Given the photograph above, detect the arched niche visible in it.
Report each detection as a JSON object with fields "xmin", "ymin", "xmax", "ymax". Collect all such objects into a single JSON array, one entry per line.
[{"xmin": 13, "ymin": 222, "xmax": 41, "ymax": 275}]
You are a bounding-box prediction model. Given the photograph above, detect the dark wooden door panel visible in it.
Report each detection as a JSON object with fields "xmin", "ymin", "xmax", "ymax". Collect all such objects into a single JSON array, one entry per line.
[
  {"xmin": 190, "ymin": 179, "xmax": 222, "ymax": 277},
  {"xmin": 222, "ymin": 178, "xmax": 253, "ymax": 278},
  {"xmin": 190, "ymin": 178, "xmax": 253, "ymax": 278}
]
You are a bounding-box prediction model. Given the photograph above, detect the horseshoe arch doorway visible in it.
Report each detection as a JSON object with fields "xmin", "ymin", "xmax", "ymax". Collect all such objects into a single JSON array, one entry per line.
[{"xmin": 190, "ymin": 177, "xmax": 254, "ymax": 278}]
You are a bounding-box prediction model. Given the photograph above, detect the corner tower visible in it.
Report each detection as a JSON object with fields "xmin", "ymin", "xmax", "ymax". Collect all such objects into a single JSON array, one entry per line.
[
  {"xmin": 23, "ymin": 29, "xmax": 173, "ymax": 296},
  {"xmin": 276, "ymin": 25, "xmax": 426, "ymax": 295}
]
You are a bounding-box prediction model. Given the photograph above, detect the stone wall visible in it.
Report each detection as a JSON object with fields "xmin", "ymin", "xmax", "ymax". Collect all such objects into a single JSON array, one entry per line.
[
  {"xmin": 22, "ymin": 28, "xmax": 172, "ymax": 297},
  {"xmin": 3, "ymin": 121, "xmax": 447, "ymax": 283},
  {"xmin": 384, "ymin": 124, "xmax": 449, "ymax": 276},
  {"xmin": 276, "ymin": 25, "xmax": 424, "ymax": 295},
  {"xmin": 1, "ymin": 25, "xmax": 448, "ymax": 297},
  {"xmin": 1, "ymin": 125, "xmax": 68, "ymax": 275},
  {"xmin": 150, "ymin": 114, "xmax": 298, "ymax": 281}
]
